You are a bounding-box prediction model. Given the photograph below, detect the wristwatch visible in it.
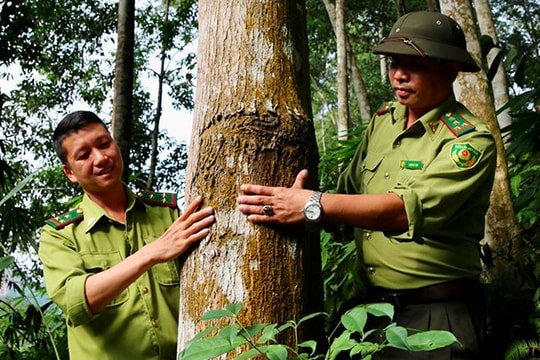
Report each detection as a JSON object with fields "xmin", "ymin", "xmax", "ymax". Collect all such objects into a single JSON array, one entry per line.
[{"xmin": 303, "ymin": 191, "xmax": 323, "ymax": 222}]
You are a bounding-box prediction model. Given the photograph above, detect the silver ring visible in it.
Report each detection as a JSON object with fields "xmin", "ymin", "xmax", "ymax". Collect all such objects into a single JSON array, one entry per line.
[{"xmin": 262, "ymin": 205, "xmax": 274, "ymax": 216}]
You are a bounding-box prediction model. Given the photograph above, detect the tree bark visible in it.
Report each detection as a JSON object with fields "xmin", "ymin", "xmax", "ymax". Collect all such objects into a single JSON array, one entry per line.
[
  {"xmin": 112, "ymin": 0, "xmax": 135, "ymax": 183},
  {"xmin": 440, "ymin": 0, "xmax": 520, "ymax": 283},
  {"xmin": 473, "ymin": 0, "xmax": 512, "ymax": 144},
  {"xmin": 178, "ymin": 0, "xmax": 324, "ymax": 355}
]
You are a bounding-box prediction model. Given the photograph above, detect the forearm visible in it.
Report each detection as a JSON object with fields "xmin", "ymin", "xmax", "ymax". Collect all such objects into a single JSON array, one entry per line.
[
  {"xmin": 84, "ymin": 248, "xmax": 155, "ymax": 314},
  {"xmin": 321, "ymin": 192, "xmax": 408, "ymax": 231}
]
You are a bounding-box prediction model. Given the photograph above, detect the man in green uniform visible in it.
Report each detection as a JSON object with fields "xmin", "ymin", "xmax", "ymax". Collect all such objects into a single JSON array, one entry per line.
[
  {"xmin": 39, "ymin": 111, "xmax": 216, "ymax": 359},
  {"xmin": 237, "ymin": 11, "xmax": 496, "ymax": 359}
]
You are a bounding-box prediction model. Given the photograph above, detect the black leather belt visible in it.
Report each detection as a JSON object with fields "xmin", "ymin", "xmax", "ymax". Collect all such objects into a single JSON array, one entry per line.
[{"xmin": 366, "ymin": 279, "xmax": 481, "ymax": 309}]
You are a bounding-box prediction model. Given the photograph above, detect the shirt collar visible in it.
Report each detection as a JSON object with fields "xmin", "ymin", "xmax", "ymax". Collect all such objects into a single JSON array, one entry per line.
[
  {"xmin": 81, "ymin": 186, "xmax": 139, "ymax": 232},
  {"xmin": 391, "ymin": 93, "xmax": 457, "ymax": 130}
]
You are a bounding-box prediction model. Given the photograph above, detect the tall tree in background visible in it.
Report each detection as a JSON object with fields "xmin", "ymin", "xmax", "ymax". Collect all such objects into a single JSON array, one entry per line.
[
  {"xmin": 335, "ymin": 0, "xmax": 349, "ymax": 140},
  {"xmin": 474, "ymin": 0, "xmax": 512, "ymax": 142},
  {"xmin": 147, "ymin": 0, "xmax": 171, "ymax": 189},
  {"xmin": 439, "ymin": 0, "xmax": 520, "ymax": 283},
  {"xmin": 178, "ymin": 0, "xmax": 324, "ymax": 352},
  {"xmin": 320, "ymin": 0, "xmax": 372, "ymax": 126},
  {"xmin": 113, "ymin": 0, "xmax": 135, "ymax": 182}
]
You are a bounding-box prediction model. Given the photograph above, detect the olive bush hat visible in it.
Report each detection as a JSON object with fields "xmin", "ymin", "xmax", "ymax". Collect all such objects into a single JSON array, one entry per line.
[{"xmin": 372, "ymin": 11, "xmax": 480, "ymax": 72}]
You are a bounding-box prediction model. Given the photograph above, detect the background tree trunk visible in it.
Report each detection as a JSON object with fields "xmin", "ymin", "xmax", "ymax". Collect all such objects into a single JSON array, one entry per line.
[
  {"xmin": 178, "ymin": 0, "xmax": 324, "ymax": 354},
  {"xmin": 112, "ymin": 0, "xmax": 135, "ymax": 182},
  {"xmin": 335, "ymin": 0, "xmax": 349, "ymax": 140},
  {"xmin": 440, "ymin": 0, "xmax": 521, "ymax": 283},
  {"xmin": 473, "ymin": 0, "xmax": 512, "ymax": 144},
  {"xmin": 146, "ymin": 0, "xmax": 170, "ymax": 190},
  {"xmin": 321, "ymin": 0, "xmax": 371, "ymax": 123}
]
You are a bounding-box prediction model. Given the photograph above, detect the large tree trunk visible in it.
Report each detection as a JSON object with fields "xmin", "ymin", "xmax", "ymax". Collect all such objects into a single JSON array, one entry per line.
[
  {"xmin": 112, "ymin": 0, "xmax": 135, "ymax": 182},
  {"xmin": 473, "ymin": 0, "xmax": 512, "ymax": 144},
  {"xmin": 178, "ymin": 0, "xmax": 324, "ymax": 355},
  {"xmin": 440, "ymin": 0, "xmax": 520, "ymax": 284}
]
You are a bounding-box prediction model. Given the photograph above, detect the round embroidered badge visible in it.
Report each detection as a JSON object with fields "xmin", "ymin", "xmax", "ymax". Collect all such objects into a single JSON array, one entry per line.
[{"xmin": 450, "ymin": 143, "xmax": 481, "ymax": 168}]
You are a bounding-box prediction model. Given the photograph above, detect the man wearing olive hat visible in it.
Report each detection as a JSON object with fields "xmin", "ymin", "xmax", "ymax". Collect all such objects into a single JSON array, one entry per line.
[{"xmin": 237, "ymin": 10, "xmax": 495, "ymax": 359}]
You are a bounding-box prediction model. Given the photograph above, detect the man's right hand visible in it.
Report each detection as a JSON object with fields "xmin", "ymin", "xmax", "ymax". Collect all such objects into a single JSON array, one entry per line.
[{"xmin": 146, "ymin": 196, "xmax": 215, "ymax": 263}]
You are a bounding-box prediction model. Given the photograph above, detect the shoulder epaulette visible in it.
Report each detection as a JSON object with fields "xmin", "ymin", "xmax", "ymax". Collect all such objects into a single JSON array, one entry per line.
[
  {"xmin": 45, "ymin": 208, "xmax": 84, "ymax": 230},
  {"xmin": 138, "ymin": 191, "xmax": 178, "ymax": 208},
  {"xmin": 440, "ymin": 112, "xmax": 476, "ymax": 137},
  {"xmin": 375, "ymin": 101, "xmax": 393, "ymax": 116}
]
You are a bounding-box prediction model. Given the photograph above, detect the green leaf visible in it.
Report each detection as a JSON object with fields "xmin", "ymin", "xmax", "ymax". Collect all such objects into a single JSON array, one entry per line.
[
  {"xmin": 226, "ymin": 302, "xmax": 244, "ymax": 316},
  {"xmin": 263, "ymin": 344, "xmax": 289, "ymax": 360},
  {"xmin": 235, "ymin": 347, "xmax": 265, "ymax": 360},
  {"xmin": 341, "ymin": 306, "xmax": 367, "ymax": 334},
  {"xmin": 328, "ymin": 331, "xmax": 357, "ymax": 360},
  {"xmin": 350, "ymin": 342, "xmax": 380, "ymax": 358},
  {"xmin": 276, "ymin": 321, "xmax": 295, "ymax": 333},
  {"xmin": 239, "ymin": 324, "xmax": 266, "ymax": 339},
  {"xmin": 0, "ymin": 256, "xmax": 14, "ymax": 271},
  {"xmin": 297, "ymin": 340, "xmax": 318, "ymax": 354},
  {"xmin": 406, "ymin": 330, "xmax": 458, "ymax": 351},
  {"xmin": 510, "ymin": 174, "xmax": 522, "ymax": 197},
  {"xmin": 365, "ymin": 303, "xmax": 394, "ymax": 319},
  {"xmin": 385, "ymin": 326, "xmax": 409, "ymax": 350},
  {"xmin": 217, "ymin": 324, "xmax": 241, "ymax": 346},
  {"xmin": 297, "ymin": 311, "xmax": 327, "ymax": 325},
  {"xmin": 200, "ymin": 302, "xmax": 243, "ymax": 321},
  {"xmin": 257, "ymin": 324, "xmax": 279, "ymax": 344},
  {"xmin": 235, "ymin": 344, "xmax": 289, "ymax": 360},
  {"xmin": 201, "ymin": 309, "xmax": 234, "ymax": 321},
  {"xmin": 0, "ymin": 172, "xmax": 36, "ymax": 207},
  {"xmin": 178, "ymin": 335, "xmax": 247, "ymax": 360},
  {"xmin": 180, "ymin": 326, "xmax": 218, "ymax": 351}
]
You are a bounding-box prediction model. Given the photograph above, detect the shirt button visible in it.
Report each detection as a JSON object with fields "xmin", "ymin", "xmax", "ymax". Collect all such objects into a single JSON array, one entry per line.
[
  {"xmin": 367, "ymin": 266, "xmax": 376, "ymax": 274},
  {"xmin": 142, "ymin": 287, "xmax": 149, "ymax": 294},
  {"xmin": 152, "ymin": 320, "xmax": 159, "ymax": 328},
  {"xmin": 365, "ymin": 232, "xmax": 372, "ymax": 240},
  {"xmin": 393, "ymin": 141, "xmax": 401, "ymax": 148},
  {"xmin": 384, "ymin": 172, "xmax": 390, "ymax": 180}
]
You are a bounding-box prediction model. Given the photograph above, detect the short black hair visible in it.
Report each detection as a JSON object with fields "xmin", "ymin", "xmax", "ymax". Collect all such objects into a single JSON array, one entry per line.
[{"xmin": 53, "ymin": 111, "xmax": 108, "ymax": 164}]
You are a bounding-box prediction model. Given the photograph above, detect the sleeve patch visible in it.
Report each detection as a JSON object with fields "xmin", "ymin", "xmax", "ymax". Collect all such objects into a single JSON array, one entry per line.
[
  {"xmin": 440, "ymin": 112, "xmax": 475, "ymax": 137},
  {"xmin": 45, "ymin": 209, "xmax": 84, "ymax": 230},
  {"xmin": 450, "ymin": 143, "xmax": 481, "ymax": 168},
  {"xmin": 138, "ymin": 191, "xmax": 178, "ymax": 208}
]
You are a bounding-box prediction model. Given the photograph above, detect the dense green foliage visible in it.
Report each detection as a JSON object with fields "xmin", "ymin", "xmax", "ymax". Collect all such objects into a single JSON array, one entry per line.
[
  {"xmin": 0, "ymin": 0, "xmax": 539, "ymax": 359},
  {"xmin": 178, "ymin": 302, "xmax": 458, "ymax": 359}
]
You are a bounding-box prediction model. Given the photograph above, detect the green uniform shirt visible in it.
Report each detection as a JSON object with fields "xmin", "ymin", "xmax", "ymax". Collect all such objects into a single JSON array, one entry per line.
[
  {"xmin": 337, "ymin": 94, "xmax": 496, "ymax": 290},
  {"xmin": 39, "ymin": 188, "xmax": 180, "ymax": 360}
]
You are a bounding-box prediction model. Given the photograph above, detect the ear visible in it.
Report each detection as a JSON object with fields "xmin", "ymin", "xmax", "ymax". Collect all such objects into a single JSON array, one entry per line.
[{"xmin": 62, "ymin": 164, "xmax": 79, "ymax": 184}]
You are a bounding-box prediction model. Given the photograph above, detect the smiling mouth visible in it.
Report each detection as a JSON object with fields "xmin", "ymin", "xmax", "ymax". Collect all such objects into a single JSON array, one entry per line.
[{"xmin": 96, "ymin": 166, "xmax": 114, "ymax": 176}]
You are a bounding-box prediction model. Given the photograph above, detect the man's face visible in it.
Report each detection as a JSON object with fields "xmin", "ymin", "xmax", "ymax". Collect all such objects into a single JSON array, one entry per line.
[
  {"xmin": 389, "ymin": 54, "xmax": 458, "ymax": 112},
  {"xmin": 61, "ymin": 122, "xmax": 124, "ymax": 194}
]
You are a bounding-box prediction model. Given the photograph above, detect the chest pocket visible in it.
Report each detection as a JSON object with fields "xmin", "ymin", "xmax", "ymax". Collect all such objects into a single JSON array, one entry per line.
[
  {"xmin": 143, "ymin": 230, "xmax": 180, "ymax": 286},
  {"xmin": 362, "ymin": 154, "xmax": 383, "ymax": 190},
  {"xmin": 152, "ymin": 261, "xmax": 180, "ymax": 286},
  {"xmin": 81, "ymin": 251, "xmax": 129, "ymax": 307}
]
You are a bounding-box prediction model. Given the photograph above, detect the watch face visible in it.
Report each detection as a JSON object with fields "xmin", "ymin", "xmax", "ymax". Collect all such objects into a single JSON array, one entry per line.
[{"xmin": 305, "ymin": 203, "xmax": 321, "ymax": 221}]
